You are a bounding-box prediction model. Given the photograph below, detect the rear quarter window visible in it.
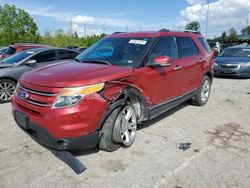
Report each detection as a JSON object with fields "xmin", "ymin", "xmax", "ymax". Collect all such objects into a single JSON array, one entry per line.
[
  {"xmin": 198, "ymin": 38, "xmax": 211, "ymax": 53},
  {"xmin": 5, "ymin": 47, "xmax": 16, "ymax": 55},
  {"xmin": 176, "ymin": 37, "xmax": 199, "ymax": 58},
  {"xmin": 58, "ymin": 50, "xmax": 79, "ymax": 60}
]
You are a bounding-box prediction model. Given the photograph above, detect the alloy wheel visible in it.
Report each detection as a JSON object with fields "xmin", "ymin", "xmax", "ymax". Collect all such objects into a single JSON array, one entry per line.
[
  {"xmin": 0, "ymin": 81, "xmax": 16, "ymax": 102},
  {"xmin": 113, "ymin": 105, "xmax": 137, "ymax": 147},
  {"xmin": 200, "ymin": 79, "xmax": 210, "ymax": 103}
]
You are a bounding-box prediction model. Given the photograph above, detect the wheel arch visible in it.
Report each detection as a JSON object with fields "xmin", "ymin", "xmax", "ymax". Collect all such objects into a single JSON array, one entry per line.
[{"xmin": 0, "ymin": 77, "xmax": 18, "ymax": 84}]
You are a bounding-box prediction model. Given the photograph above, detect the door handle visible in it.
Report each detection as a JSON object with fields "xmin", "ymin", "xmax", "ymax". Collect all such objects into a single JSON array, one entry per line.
[{"xmin": 174, "ymin": 65, "xmax": 183, "ymax": 71}]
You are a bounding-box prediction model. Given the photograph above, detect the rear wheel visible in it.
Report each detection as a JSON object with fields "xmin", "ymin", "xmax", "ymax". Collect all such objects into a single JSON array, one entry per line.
[
  {"xmin": 0, "ymin": 79, "xmax": 16, "ymax": 103},
  {"xmin": 190, "ymin": 75, "xmax": 211, "ymax": 106},
  {"xmin": 99, "ymin": 104, "xmax": 137, "ymax": 152}
]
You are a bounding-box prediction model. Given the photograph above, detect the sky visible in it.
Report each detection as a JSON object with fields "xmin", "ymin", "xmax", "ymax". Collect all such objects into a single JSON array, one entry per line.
[{"xmin": 0, "ymin": 0, "xmax": 250, "ymax": 38}]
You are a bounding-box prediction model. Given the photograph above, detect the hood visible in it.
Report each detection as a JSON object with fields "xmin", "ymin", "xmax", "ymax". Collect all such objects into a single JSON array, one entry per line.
[
  {"xmin": 21, "ymin": 60, "xmax": 133, "ymax": 88},
  {"xmin": 215, "ymin": 56, "xmax": 250, "ymax": 64},
  {"xmin": 0, "ymin": 63, "xmax": 13, "ymax": 68}
]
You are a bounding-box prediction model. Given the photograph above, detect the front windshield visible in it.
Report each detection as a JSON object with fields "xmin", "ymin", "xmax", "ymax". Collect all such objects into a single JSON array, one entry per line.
[
  {"xmin": 220, "ymin": 48, "xmax": 250, "ymax": 58},
  {"xmin": 75, "ymin": 37, "xmax": 152, "ymax": 67},
  {"xmin": 0, "ymin": 51, "xmax": 34, "ymax": 64}
]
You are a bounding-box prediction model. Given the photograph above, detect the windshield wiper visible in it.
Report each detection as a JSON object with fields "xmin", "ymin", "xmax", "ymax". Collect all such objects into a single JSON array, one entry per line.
[
  {"xmin": 73, "ymin": 58, "xmax": 81, "ymax": 62},
  {"xmin": 83, "ymin": 60, "xmax": 111, "ymax": 66}
]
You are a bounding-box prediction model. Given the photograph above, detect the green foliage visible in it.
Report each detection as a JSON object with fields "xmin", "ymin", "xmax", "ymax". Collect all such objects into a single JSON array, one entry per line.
[
  {"xmin": 38, "ymin": 31, "xmax": 106, "ymax": 48},
  {"xmin": 221, "ymin": 31, "xmax": 227, "ymax": 41},
  {"xmin": 185, "ymin": 21, "xmax": 201, "ymax": 31},
  {"xmin": 227, "ymin": 28, "xmax": 238, "ymax": 40},
  {"xmin": 0, "ymin": 4, "xmax": 38, "ymax": 45},
  {"xmin": 241, "ymin": 26, "xmax": 250, "ymax": 35}
]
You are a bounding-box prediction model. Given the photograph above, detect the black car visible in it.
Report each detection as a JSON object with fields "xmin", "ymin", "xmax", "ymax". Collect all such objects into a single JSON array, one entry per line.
[{"xmin": 0, "ymin": 48, "xmax": 79, "ymax": 103}]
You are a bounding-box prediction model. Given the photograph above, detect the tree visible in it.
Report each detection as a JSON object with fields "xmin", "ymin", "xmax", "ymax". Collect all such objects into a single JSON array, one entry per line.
[
  {"xmin": 74, "ymin": 31, "xmax": 79, "ymax": 38},
  {"xmin": 0, "ymin": 4, "xmax": 38, "ymax": 46},
  {"xmin": 185, "ymin": 21, "xmax": 201, "ymax": 31},
  {"xmin": 227, "ymin": 28, "xmax": 238, "ymax": 41},
  {"xmin": 241, "ymin": 26, "xmax": 250, "ymax": 35},
  {"xmin": 220, "ymin": 31, "xmax": 227, "ymax": 41}
]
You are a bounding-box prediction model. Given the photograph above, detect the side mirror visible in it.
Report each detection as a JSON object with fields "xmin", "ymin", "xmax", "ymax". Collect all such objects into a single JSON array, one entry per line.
[
  {"xmin": 25, "ymin": 59, "xmax": 37, "ymax": 65},
  {"xmin": 148, "ymin": 56, "xmax": 171, "ymax": 67}
]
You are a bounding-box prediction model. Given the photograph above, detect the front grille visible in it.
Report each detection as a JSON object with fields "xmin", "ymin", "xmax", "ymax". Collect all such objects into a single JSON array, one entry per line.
[
  {"xmin": 220, "ymin": 64, "xmax": 239, "ymax": 69},
  {"xmin": 16, "ymin": 82, "xmax": 59, "ymax": 108},
  {"xmin": 18, "ymin": 84, "xmax": 57, "ymax": 97}
]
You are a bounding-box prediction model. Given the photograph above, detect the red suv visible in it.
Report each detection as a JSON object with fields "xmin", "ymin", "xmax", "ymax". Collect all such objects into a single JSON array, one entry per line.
[
  {"xmin": 0, "ymin": 43, "xmax": 48, "ymax": 59},
  {"xmin": 12, "ymin": 30, "xmax": 214, "ymax": 152}
]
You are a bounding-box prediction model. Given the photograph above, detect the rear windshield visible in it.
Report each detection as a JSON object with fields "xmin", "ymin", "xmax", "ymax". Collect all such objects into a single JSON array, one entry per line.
[
  {"xmin": 5, "ymin": 47, "xmax": 17, "ymax": 55},
  {"xmin": 0, "ymin": 51, "xmax": 34, "ymax": 64},
  {"xmin": 220, "ymin": 48, "xmax": 250, "ymax": 57}
]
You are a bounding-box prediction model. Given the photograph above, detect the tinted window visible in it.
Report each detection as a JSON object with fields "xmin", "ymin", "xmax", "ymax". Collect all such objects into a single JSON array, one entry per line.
[
  {"xmin": 5, "ymin": 47, "xmax": 16, "ymax": 55},
  {"xmin": 149, "ymin": 37, "xmax": 178, "ymax": 60},
  {"xmin": 198, "ymin": 38, "xmax": 211, "ymax": 53},
  {"xmin": 58, "ymin": 50, "xmax": 78, "ymax": 60},
  {"xmin": 0, "ymin": 51, "xmax": 34, "ymax": 64},
  {"xmin": 176, "ymin": 37, "xmax": 199, "ymax": 58},
  {"xmin": 32, "ymin": 50, "xmax": 56, "ymax": 63}
]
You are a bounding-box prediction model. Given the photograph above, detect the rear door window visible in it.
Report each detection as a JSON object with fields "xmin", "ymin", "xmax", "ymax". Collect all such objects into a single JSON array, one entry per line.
[
  {"xmin": 58, "ymin": 50, "xmax": 79, "ymax": 60},
  {"xmin": 176, "ymin": 37, "xmax": 199, "ymax": 58},
  {"xmin": 198, "ymin": 38, "xmax": 211, "ymax": 53},
  {"xmin": 32, "ymin": 50, "xmax": 56, "ymax": 63}
]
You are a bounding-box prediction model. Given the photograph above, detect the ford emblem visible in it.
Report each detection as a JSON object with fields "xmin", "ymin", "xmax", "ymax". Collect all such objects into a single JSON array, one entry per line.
[{"xmin": 20, "ymin": 91, "xmax": 28, "ymax": 99}]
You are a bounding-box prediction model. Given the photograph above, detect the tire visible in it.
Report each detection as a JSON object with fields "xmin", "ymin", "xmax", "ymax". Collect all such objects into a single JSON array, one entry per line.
[
  {"xmin": 98, "ymin": 107, "xmax": 122, "ymax": 152},
  {"xmin": 99, "ymin": 104, "xmax": 137, "ymax": 152},
  {"xmin": 190, "ymin": 75, "xmax": 211, "ymax": 106},
  {"xmin": 0, "ymin": 79, "xmax": 16, "ymax": 103}
]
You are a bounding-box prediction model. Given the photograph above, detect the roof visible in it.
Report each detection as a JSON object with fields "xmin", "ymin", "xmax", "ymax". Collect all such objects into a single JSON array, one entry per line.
[{"xmin": 9, "ymin": 44, "xmax": 49, "ymax": 48}]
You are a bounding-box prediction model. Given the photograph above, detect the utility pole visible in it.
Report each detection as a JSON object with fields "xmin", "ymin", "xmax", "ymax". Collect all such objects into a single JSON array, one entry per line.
[
  {"xmin": 205, "ymin": 0, "xmax": 210, "ymax": 38},
  {"xmin": 247, "ymin": 13, "xmax": 249, "ymax": 30},
  {"xmin": 84, "ymin": 27, "xmax": 86, "ymax": 38},
  {"xmin": 68, "ymin": 19, "xmax": 73, "ymax": 44}
]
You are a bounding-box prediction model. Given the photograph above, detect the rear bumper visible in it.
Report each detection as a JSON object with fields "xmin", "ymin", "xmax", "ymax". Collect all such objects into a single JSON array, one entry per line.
[
  {"xmin": 12, "ymin": 109, "xmax": 100, "ymax": 151},
  {"xmin": 214, "ymin": 67, "xmax": 250, "ymax": 77}
]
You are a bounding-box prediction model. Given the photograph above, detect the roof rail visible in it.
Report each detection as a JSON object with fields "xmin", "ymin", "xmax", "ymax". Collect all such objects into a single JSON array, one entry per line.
[
  {"xmin": 171, "ymin": 29, "xmax": 201, "ymax": 34},
  {"xmin": 159, "ymin": 28, "xmax": 170, "ymax": 32},
  {"xmin": 112, "ymin": 32, "xmax": 126, "ymax": 35}
]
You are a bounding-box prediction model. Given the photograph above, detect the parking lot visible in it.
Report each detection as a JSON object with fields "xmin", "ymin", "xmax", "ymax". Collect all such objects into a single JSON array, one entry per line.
[{"xmin": 0, "ymin": 77, "xmax": 249, "ymax": 188}]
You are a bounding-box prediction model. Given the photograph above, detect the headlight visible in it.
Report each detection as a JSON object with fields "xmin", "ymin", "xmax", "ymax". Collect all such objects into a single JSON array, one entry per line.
[
  {"xmin": 52, "ymin": 83, "xmax": 105, "ymax": 109},
  {"xmin": 213, "ymin": 62, "xmax": 218, "ymax": 67},
  {"xmin": 241, "ymin": 62, "xmax": 250, "ymax": 67}
]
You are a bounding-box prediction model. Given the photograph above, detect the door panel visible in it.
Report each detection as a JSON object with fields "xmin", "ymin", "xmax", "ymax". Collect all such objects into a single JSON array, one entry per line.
[
  {"xmin": 175, "ymin": 37, "xmax": 202, "ymax": 94},
  {"xmin": 132, "ymin": 37, "xmax": 182, "ymax": 106}
]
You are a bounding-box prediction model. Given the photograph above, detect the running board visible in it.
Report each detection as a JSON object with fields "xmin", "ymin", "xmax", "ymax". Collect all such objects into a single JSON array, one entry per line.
[{"xmin": 51, "ymin": 150, "xmax": 87, "ymax": 174}]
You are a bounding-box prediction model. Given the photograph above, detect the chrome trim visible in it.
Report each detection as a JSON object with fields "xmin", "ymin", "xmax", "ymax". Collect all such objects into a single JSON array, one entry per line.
[
  {"xmin": 16, "ymin": 93, "xmax": 50, "ymax": 107},
  {"xmin": 18, "ymin": 84, "xmax": 57, "ymax": 97}
]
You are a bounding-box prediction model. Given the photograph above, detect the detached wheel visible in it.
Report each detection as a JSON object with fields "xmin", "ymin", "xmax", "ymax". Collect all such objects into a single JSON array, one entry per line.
[
  {"xmin": 190, "ymin": 75, "xmax": 211, "ymax": 106},
  {"xmin": 0, "ymin": 79, "xmax": 16, "ymax": 103},
  {"xmin": 99, "ymin": 104, "xmax": 137, "ymax": 152}
]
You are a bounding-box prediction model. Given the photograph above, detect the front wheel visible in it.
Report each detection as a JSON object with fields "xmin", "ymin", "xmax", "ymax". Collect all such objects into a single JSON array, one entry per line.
[
  {"xmin": 99, "ymin": 104, "xmax": 137, "ymax": 152},
  {"xmin": 190, "ymin": 75, "xmax": 211, "ymax": 106},
  {"xmin": 0, "ymin": 79, "xmax": 16, "ymax": 103}
]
